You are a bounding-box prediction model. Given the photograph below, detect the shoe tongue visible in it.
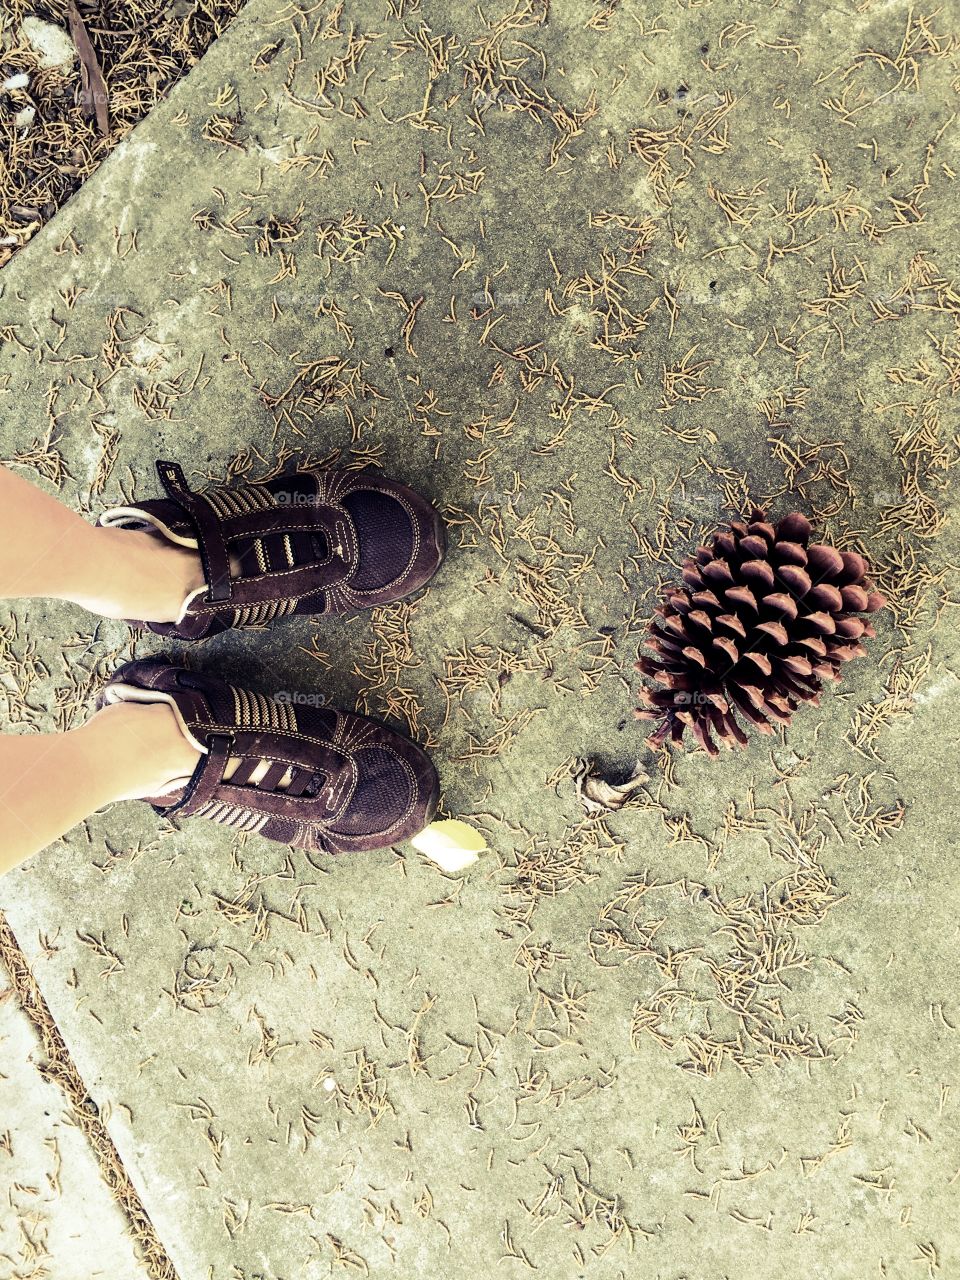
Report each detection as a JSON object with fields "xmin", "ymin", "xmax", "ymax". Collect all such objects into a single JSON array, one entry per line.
[{"xmin": 234, "ymin": 529, "xmax": 329, "ymax": 577}]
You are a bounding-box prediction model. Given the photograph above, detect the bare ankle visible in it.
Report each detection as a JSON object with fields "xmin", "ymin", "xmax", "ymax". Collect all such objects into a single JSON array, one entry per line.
[
  {"xmin": 69, "ymin": 527, "xmax": 206, "ymax": 624},
  {"xmin": 81, "ymin": 701, "xmax": 202, "ymax": 802}
]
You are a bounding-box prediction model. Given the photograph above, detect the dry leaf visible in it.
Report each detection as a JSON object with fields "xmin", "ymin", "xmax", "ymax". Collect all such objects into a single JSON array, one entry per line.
[
  {"xmin": 573, "ymin": 758, "xmax": 648, "ymax": 816},
  {"xmin": 66, "ymin": 1, "xmax": 109, "ymax": 137},
  {"xmin": 410, "ymin": 820, "xmax": 486, "ymax": 872}
]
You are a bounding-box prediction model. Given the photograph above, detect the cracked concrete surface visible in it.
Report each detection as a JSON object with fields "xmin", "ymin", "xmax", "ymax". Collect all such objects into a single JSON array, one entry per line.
[{"xmin": 1, "ymin": 0, "xmax": 959, "ymax": 1276}]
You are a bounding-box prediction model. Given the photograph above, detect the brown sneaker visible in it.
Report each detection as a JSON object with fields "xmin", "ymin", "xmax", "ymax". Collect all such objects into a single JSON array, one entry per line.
[
  {"xmin": 97, "ymin": 658, "xmax": 440, "ymax": 857},
  {"xmin": 97, "ymin": 460, "xmax": 447, "ymax": 640}
]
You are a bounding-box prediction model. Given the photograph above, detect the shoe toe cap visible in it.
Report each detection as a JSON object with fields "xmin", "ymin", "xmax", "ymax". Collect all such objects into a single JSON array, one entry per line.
[
  {"xmin": 342, "ymin": 483, "xmax": 445, "ymax": 600},
  {"xmin": 328, "ymin": 741, "xmax": 439, "ymax": 850}
]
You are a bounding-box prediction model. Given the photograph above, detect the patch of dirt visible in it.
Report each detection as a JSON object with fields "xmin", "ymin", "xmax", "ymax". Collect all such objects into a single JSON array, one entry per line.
[{"xmin": 0, "ymin": 0, "xmax": 244, "ymax": 267}]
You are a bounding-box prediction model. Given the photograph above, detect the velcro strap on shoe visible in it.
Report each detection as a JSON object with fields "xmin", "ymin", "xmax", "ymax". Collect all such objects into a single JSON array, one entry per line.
[
  {"xmin": 156, "ymin": 460, "xmax": 234, "ymax": 603},
  {"xmin": 161, "ymin": 733, "xmax": 233, "ymax": 817}
]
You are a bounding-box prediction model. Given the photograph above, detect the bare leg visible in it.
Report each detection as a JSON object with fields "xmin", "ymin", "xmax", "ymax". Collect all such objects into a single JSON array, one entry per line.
[
  {"xmin": 0, "ymin": 702, "xmax": 203, "ymax": 876},
  {"xmin": 0, "ymin": 466, "xmax": 264, "ymax": 872},
  {"xmin": 0, "ymin": 464, "xmax": 204, "ymax": 623}
]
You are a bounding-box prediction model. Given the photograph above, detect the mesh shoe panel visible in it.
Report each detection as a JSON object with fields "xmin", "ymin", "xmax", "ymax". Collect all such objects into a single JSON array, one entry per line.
[
  {"xmin": 329, "ymin": 746, "xmax": 412, "ymax": 837},
  {"xmin": 342, "ymin": 489, "xmax": 415, "ymax": 591}
]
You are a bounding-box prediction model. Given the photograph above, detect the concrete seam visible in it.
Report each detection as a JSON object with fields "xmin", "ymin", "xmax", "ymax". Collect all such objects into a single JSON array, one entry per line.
[{"xmin": 0, "ymin": 910, "xmax": 179, "ymax": 1280}]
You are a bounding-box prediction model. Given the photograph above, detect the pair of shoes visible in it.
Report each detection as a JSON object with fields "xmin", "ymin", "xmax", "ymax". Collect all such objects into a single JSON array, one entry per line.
[{"xmin": 95, "ymin": 460, "xmax": 447, "ymax": 855}]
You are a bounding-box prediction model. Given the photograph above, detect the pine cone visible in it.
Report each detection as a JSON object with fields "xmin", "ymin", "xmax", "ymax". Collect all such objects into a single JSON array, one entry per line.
[{"xmin": 634, "ymin": 508, "xmax": 886, "ymax": 756}]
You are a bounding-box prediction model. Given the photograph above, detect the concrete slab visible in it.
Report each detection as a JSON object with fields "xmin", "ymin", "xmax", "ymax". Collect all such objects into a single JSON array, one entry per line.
[
  {"xmin": 0, "ymin": 959, "xmax": 149, "ymax": 1279},
  {"xmin": 1, "ymin": 0, "xmax": 959, "ymax": 1276}
]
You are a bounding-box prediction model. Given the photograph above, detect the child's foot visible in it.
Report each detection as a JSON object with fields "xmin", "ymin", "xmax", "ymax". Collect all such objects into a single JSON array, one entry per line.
[
  {"xmin": 76, "ymin": 526, "xmax": 208, "ymax": 625},
  {"xmin": 69, "ymin": 526, "xmax": 246, "ymax": 625},
  {"xmin": 96, "ymin": 458, "xmax": 447, "ymax": 640},
  {"xmin": 81, "ymin": 700, "xmax": 204, "ymax": 802},
  {"xmin": 98, "ymin": 658, "xmax": 441, "ymax": 854}
]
